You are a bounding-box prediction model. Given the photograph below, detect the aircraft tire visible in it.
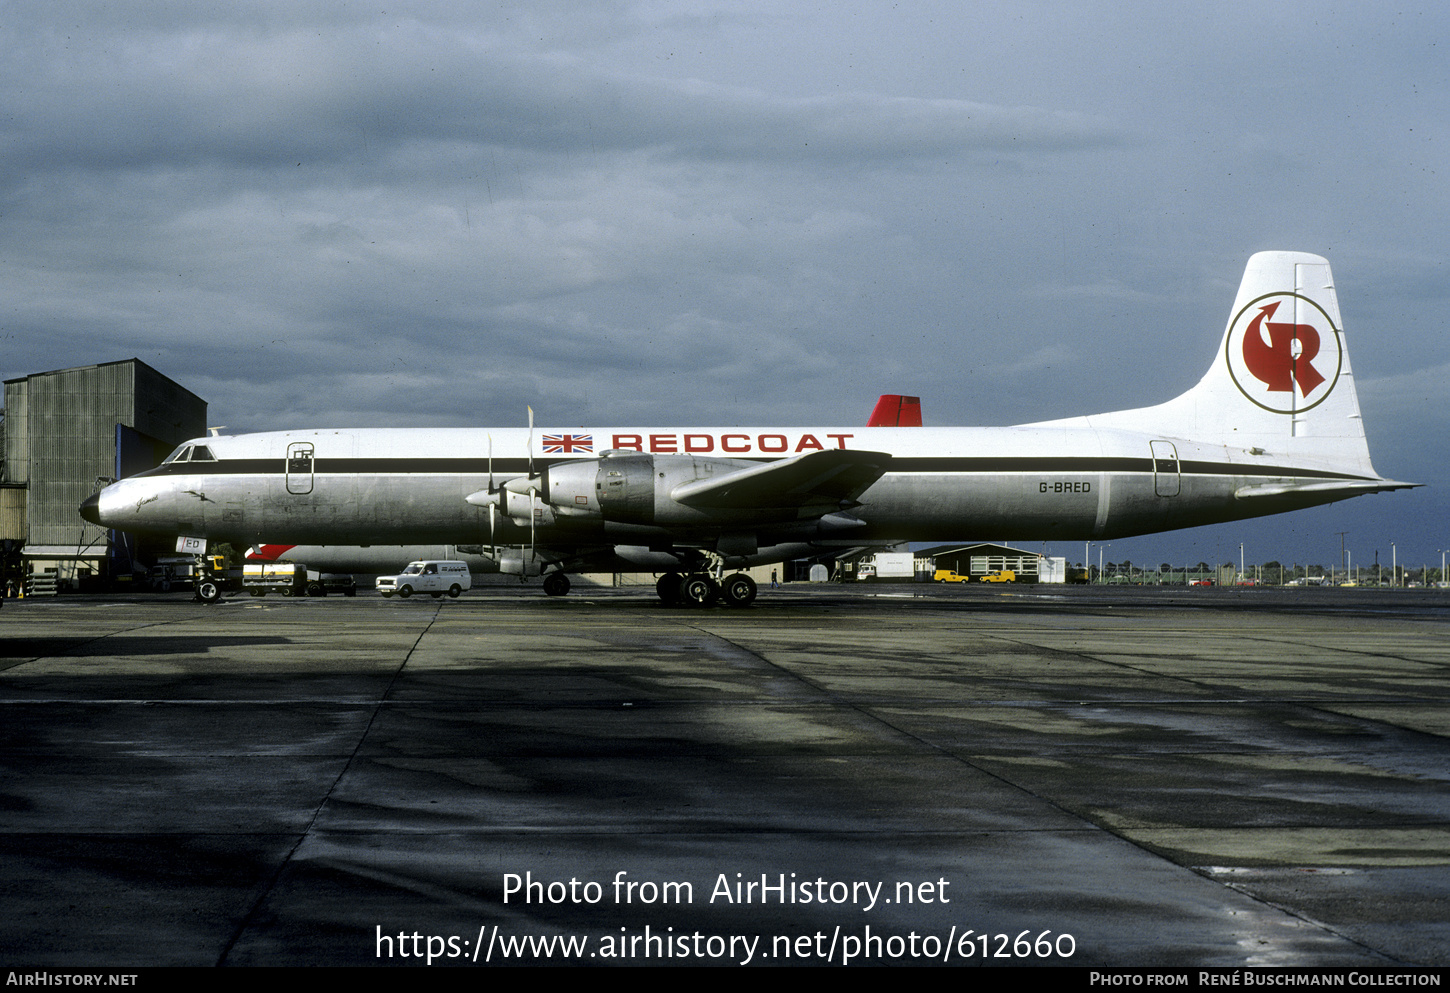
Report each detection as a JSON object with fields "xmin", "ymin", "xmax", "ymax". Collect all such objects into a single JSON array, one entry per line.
[
  {"xmin": 543, "ymin": 572, "xmax": 571, "ymax": 597},
  {"xmin": 681, "ymin": 574, "xmax": 717, "ymax": 607},
  {"xmin": 398, "ymin": 585, "xmax": 413, "ymax": 599},
  {"xmin": 197, "ymin": 580, "xmax": 222, "ymax": 604},
  {"xmin": 656, "ymin": 573, "xmax": 683, "ymax": 605},
  {"xmin": 720, "ymin": 573, "xmax": 757, "ymax": 607},
  {"xmin": 447, "ymin": 584, "xmax": 462, "ymax": 598}
]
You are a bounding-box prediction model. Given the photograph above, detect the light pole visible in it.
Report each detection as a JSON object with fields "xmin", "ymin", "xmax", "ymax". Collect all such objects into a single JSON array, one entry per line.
[{"xmin": 1391, "ymin": 541, "xmax": 1397, "ymax": 588}]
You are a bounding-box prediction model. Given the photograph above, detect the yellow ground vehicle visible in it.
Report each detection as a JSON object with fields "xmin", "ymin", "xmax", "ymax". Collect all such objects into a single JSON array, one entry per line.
[
  {"xmin": 933, "ymin": 569, "xmax": 970, "ymax": 583},
  {"xmin": 979, "ymin": 569, "xmax": 1016, "ymax": 583}
]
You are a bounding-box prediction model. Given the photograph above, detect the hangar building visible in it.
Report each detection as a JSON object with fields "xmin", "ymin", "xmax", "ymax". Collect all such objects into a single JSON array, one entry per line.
[{"xmin": 1, "ymin": 360, "xmax": 206, "ymax": 590}]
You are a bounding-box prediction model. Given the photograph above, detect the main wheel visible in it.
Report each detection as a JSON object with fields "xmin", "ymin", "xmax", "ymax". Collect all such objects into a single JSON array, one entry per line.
[
  {"xmin": 680, "ymin": 573, "xmax": 718, "ymax": 607},
  {"xmin": 543, "ymin": 572, "xmax": 571, "ymax": 597},
  {"xmin": 656, "ymin": 572, "xmax": 683, "ymax": 605},
  {"xmin": 720, "ymin": 573, "xmax": 757, "ymax": 607}
]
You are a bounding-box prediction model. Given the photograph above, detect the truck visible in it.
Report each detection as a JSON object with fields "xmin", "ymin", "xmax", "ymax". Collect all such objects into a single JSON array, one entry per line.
[
  {"xmin": 376, "ymin": 560, "xmax": 472, "ymax": 599},
  {"xmin": 979, "ymin": 569, "xmax": 1017, "ymax": 583},
  {"xmin": 241, "ymin": 562, "xmax": 357, "ymax": 597},
  {"xmin": 857, "ymin": 551, "xmax": 915, "ymax": 581}
]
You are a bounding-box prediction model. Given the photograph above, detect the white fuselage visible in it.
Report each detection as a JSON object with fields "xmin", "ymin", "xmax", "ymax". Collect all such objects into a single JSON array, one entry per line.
[{"xmin": 89, "ymin": 421, "xmax": 1373, "ymax": 561}]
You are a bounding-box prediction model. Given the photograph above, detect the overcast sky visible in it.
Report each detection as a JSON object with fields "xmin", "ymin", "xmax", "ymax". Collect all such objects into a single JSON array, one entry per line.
[{"xmin": 3, "ymin": 1, "xmax": 1446, "ymax": 571}]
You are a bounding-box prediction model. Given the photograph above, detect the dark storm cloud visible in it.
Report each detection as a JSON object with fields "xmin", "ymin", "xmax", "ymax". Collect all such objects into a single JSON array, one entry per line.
[{"xmin": 1, "ymin": 31, "xmax": 1125, "ymax": 180}]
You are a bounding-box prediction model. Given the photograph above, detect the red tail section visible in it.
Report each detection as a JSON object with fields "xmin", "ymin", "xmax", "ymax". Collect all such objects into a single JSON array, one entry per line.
[
  {"xmin": 866, "ymin": 395, "xmax": 922, "ymax": 427},
  {"xmin": 246, "ymin": 545, "xmax": 296, "ymax": 561}
]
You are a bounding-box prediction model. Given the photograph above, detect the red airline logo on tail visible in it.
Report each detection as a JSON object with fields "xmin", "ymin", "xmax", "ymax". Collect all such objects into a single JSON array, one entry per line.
[
  {"xmin": 1241, "ymin": 301, "xmax": 1325, "ymax": 396},
  {"xmin": 1226, "ymin": 293, "xmax": 1342, "ymax": 413}
]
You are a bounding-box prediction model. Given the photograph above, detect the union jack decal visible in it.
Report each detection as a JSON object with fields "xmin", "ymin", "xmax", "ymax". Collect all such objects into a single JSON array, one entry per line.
[{"xmin": 542, "ymin": 433, "xmax": 593, "ymax": 454}]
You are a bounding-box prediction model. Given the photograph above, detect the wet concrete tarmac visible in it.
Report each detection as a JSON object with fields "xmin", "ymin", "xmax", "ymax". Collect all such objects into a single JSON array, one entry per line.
[{"xmin": 2, "ymin": 584, "xmax": 1447, "ymax": 966}]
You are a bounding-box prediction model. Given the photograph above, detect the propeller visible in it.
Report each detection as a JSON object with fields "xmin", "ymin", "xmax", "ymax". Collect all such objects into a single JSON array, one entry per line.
[
  {"xmin": 465, "ymin": 407, "xmax": 546, "ymax": 568},
  {"xmin": 487, "ymin": 434, "xmax": 497, "ymax": 559}
]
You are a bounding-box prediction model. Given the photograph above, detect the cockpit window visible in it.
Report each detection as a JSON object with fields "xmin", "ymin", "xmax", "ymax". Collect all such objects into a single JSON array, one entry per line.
[{"xmin": 162, "ymin": 444, "xmax": 219, "ymax": 464}]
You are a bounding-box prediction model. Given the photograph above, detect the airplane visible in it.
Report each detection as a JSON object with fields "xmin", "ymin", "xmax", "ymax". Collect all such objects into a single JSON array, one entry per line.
[
  {"xmin": 236, "ymin": 394, "xmax": 928, "ymax": 581},
  {"xmin": 81, "ymin": 252, "xmax": 1413, "ymax": 606}
]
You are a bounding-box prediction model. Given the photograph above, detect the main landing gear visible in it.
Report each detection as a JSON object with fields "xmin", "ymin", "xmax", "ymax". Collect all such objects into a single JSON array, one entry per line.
[
  {"xmin": 533, "ymin": 568, "xmax": 756, "ymax": 607},
  {"xmin": 655, "ymin": 571, "xmax": 756, "ymax": 608}
]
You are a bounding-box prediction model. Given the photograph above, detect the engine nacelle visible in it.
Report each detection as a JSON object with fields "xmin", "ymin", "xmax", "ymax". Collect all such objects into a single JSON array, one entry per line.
[
  {"xmin": 522, "ymin": 451, "xmax": 821, "ymax": 530},
  {"xmin": 540, "ymin": 452, "xmax": 787, "ymax": 527},
  {"xmin": 502, "ymin": 489, "xmax": 556, "ymax": 529},
  {"xmin": 540, "ymin": 459, "xmax": 605, "ymax": 517}
]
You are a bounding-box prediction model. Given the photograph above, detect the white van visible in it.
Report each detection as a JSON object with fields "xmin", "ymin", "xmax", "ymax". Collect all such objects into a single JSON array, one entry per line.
[{"xmin": 376, "ymin": 561, "xmax": 472, "ymax": 599}]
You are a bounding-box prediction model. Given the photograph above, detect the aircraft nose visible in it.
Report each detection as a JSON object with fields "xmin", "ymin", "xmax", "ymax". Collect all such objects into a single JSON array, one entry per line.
[{"xmin": 79, "ymin": 493, "xmax": 103, "ymax": 525}]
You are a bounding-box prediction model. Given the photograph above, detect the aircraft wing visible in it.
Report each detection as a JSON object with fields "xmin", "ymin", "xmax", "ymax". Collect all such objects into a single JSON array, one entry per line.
[{"xmin": 670, "ymin": 448, "xmax": 892, "ymax": 510}]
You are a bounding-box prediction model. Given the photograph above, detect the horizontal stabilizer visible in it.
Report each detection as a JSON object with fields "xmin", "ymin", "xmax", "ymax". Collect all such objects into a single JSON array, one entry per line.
[
  {"xmin": 1235, "ymin": 479, "xmax": 1419, "ymax": 500},
  {"xmin": 671, "ymin": 448, "xmax": 892, "ymax": 509}
]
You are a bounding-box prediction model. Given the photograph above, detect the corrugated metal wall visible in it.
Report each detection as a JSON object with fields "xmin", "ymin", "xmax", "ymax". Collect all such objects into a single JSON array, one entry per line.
[
  {"xmin": 0, "ymin": 487, "xmax": 25, "ymax": 541},
  {"xmin": 4, "ymin": 361, "xmax": 206, "ymax": 550},
  {"xmin": 3, "ymin": 378, "xmax": 29, "ymax": 484}
]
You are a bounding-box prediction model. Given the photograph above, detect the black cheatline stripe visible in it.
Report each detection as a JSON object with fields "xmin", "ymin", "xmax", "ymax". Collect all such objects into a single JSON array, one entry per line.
[{"xmin": 136, "ymin": 455, "xmax": 1376, "ymax": 483}]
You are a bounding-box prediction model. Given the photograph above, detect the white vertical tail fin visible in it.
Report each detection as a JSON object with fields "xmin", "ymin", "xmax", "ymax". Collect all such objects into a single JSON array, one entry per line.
[{"xmin": 1094, "ymin": 251, "xmax": 1396, "ymax": 481}]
